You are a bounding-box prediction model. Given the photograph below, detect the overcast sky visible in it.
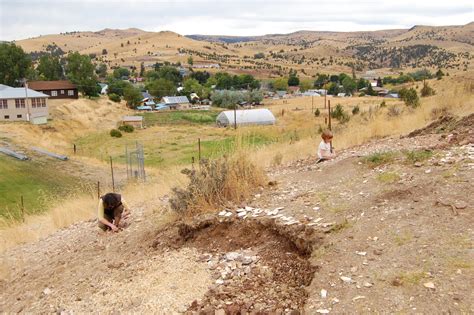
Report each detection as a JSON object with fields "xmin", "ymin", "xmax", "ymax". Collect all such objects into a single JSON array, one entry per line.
[{"xmin": 1, "ymin": 0, "xmax": 473, "ymax": 41}]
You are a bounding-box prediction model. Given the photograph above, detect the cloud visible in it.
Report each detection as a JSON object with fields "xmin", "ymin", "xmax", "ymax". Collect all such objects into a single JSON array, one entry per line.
[{"xmin": 0, "ymin": 0, "xmax": 472, "ymax": 40}]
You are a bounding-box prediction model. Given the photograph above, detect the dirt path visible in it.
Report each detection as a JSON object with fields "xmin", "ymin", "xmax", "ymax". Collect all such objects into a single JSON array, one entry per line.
[{"xmin": 1, "ymin": 115, "xmax": 473, "ymax": 313}]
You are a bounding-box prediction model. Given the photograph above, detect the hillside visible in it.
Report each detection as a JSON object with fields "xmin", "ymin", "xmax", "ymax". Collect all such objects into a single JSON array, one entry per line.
[
  {"xmin": 1, "ymin": 114, "xmax": 472, "ymax": 313},
  {"xmin": 13, "ymin": 23, "xmax": 474, "ymax": 78}
]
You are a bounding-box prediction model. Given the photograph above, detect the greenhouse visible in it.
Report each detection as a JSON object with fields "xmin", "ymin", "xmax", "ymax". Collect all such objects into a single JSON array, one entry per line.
[{"xmin": 216, "ymin": 108, "xmax": 276, "ymax": 127}]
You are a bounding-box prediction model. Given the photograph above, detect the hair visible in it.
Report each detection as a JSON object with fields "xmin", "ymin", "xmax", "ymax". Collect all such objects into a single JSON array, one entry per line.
[
  {"xmin": 102, "ymin": 193, "xmax": 120, "ymax": 208},
  {"xmin": 321, "ymin": 129, "xmax": 333, "ymax": 140}
]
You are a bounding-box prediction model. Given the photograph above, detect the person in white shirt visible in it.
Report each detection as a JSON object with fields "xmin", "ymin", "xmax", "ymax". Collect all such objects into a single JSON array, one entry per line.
[{"xmin": 317, "ymin": 129, "xmax": 336, "ymax": 162}]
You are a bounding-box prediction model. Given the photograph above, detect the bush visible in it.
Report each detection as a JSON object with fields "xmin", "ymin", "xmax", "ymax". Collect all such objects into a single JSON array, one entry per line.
[
  {"xmin": 169, "ymin": 154, "xmax": 265, "ymax": 215},
  {"xmin": 352, "ymin": 105, "xmax": 360, "ymax": 115},
  {"xmin": 108, "ymin": 93, "xmax": 121, "ymax": 102},
  {"xmin": 118, "ymin": 125, "xmax": 134, "ymax": 133},
  {"xmin": 362, "ymin": 151, "xmax": 397, "ymax": 167},
  {"xmin": 399, "ymin": 88, "xmax": 420, "ymax": 108},
  {"xmin": 110, "ymin": 129, "xmax": 122, "ymax": 138},
  {"xmin": 331, "ymin": 104, "xmax": 350, "ymax": 123},
  {"xmin": 420, "ymin": 81, "xmax": 435, "ymax": 97},
  {"xmin": 314, "ymin": 108, "xmax": 320, "ymax": 117},
  {"xmin": 380, "ymin": 100, "xmax": 386, "ymax": 108}
]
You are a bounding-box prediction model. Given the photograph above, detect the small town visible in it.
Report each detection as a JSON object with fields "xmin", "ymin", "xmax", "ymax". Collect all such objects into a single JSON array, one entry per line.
[{"xmin": 0, "ymin": 1, "xmax": 473, "ymax": 313}]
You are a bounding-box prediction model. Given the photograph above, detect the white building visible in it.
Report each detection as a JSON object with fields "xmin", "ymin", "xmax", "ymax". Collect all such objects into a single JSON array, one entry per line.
[{"xmin": 0, "ymin": 84, "xmax": 49, "ymax": 124}]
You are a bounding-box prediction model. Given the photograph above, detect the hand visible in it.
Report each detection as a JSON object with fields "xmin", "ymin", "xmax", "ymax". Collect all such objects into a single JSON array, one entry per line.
[{"xmin": 110, "ymin": 224, "xmax": 119, "ymax": 232}]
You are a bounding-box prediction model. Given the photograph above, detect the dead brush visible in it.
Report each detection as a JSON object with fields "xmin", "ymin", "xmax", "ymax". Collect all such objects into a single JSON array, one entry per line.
[{"xmin": 169, "ymin": 153, "xmax": 266, "ymax": 216}]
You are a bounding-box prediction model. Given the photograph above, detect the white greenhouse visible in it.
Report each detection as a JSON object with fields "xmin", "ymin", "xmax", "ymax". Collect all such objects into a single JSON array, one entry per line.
[{"xmin": 216, "ymin": 108, "xmax": 276, "ymax": 127}]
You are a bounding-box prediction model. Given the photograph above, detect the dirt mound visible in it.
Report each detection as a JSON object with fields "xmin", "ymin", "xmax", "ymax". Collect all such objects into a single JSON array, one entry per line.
[{"xmin": 152, "ymin": 214, "xmax": 322, "ymax": 313}]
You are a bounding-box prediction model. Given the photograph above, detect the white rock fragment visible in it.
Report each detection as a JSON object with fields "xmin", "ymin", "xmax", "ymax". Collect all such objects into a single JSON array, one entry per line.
[
  {"xmin": 352, "ymin": 295, "xmax": 366, "ymax": 301},
  {"xmin": 331, "ymin": 297, "xmax": 340, "ymax": 304},
  {"xmin": 340, "ymin": 276, "xmax": 352, "ymax": 283},
  {"xmin": 215, "ymin": 279, "xmax": 224, "ymax": 285},
  {"xmin": 43, "ymin": 288, "xmax": 52, "ymax": 295},
  {"xmin": 363, "ymin": 281, "xmax": 373, "ymax": 288},
  {"xmin": 244, "ymin": 206, "xmax": 254, "ymax": 211},
  {"xmin": 224, "ymin": 212, "xmax": 233, "ymax": 217},
  {"xmin": 316, "ymin": 310, "xmax": 330, "ymax": 314},
  {"xmin": 313, "ymin": 206, "xmax": 320, "ymax": 211},
  {"xmin": 423, "ymin": 282, "xmax": 436, "ymax": 289},
  {"xmin": 321, "ymin": 289, "xmax": 328, "ymax": 298},
  {"xmin": 355, "ymin": 251, "xmax": 367, "ymax": 256},
  {"xmin": 218, "ymin": 210, "xmax": 228, "ymax": 216}
]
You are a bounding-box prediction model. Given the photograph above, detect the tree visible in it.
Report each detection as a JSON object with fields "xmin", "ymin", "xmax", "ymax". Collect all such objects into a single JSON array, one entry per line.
[
  {"xmin": 190, "ymin": 71, "xmax": 210, "ymax": 84},
  {"xmin": 96, "ymin": 63, "xmax": 108, "ymax": 78},
  {"xmin": 139, "ymin": 62, "xmax": 145, "ymax": 77},
  {"xmin": 399, "ymin": 87, "xmax": 420, "ymax": 107},
  {"xmin": 288, "ymin": 70, "xmax": 299, "ymax": 86},
  {"xmin": 366, "ymin": 84, "xmax": 378, "ymax": 96},
  {"xmin": 214, "ymin": 72, "xmax": 234, "ymax": 89},
  {"xmin": 211, "ymin": 90, "xmax": 245, "ymax": 108},
  {"xmin": 435, "ymin": 69, "xmax": 444, "ymax": 80},
  {"xmin": 37, "ymin": 55, "xmax": 63, "ymax": 81},
  {"xmin": 158, "ymin": 66, "xmax": 182, "ymax": 84},
  {"xmin": 420, "ymin": 81, "xmax": 435, "ymax": 97},
  {"xmin": 357, "ymin": 78, "xmax": 368, "ymax": 90},
  {"xmin": 106, "ymin": 78, "xmax": 130, "ymax": 96},
  {"xmin": 314, "ymin": 73, "xmax": 329, "ymax": 88},
  {"xmin": 254, "ymin": 52, "xmax": 265, "ymax": 59},
  {"xmin": 187, "ymin": 56, "xmax": 193, "ymax": 66},
  {"xmin": 183, "ymin": 78, "xmax": 204, "ymax": 97},
  {"xmin": 102, "ymin": 49, "xmax": 108, "ymax": 55},
  {"xmin": 123, "ymin": 85, "xmax": 142, "ymax": 108},
  {"xmin": 0, "ymin": 43, "xmax": 32, "ymax": 86},
  {"xmin": 326, "ymin": 82, "xmax": 340, "ymax": 95},
  {"xmin": 376, "ymin": 77, "xmax": 383, "ymax": 87},
  {"xmin": 272, "ymin": 77, "xmax": 288, "ymax": 91},
  {"xmin": 113, "ymin": 67, "xmax": 130, "ymax": 79},
  {"xmin": 247, "ymin": 90, "xmax": 263, "ymax": 104},
  {"xmin": 342, "ymin": 77, "xmax": 356, "ymax": 95},
  {"xmin": 299, "ymin": 79, "xmax": 313, "ymax": 92},
  {"xmin": 65, "ymin": 52, "xmax": 99, "ymax": 96},
  {"xmin": 145, "ymin": 78, "xmax": 176, "ymax": 98}
]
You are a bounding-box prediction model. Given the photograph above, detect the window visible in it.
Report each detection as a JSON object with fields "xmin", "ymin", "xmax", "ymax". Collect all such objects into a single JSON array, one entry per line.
[
  {"xmin": 60, "ymin": 90, "xmax": 65, "ymax": 94},
  {"xmin": 0, "ymin": 99, "xmax": 7, "ymax": 109},
  {"xmin": 68, "ymin": 90, "xmax": 74, "ymax": 96},
  {"xmin": 4, "ymin": 115, "xmax": 9, "ymax": 119},
  {"xmin": 41, "ymin": 98, "xmax": 46, "ymax": 107},
  {"xmin": 17, "ymin": 114, "xmax": 22, "ymax": 118},
  {"xmin": 51, "ymin": 90, "xmax": 58, "ymax": 97},
  {"xmin": 31, "ymin": 98, "xmax": 36, "ymax": 108},
  {"xmin": 15, "ymin": 99, "xmax": 25, "ymax": 108}
]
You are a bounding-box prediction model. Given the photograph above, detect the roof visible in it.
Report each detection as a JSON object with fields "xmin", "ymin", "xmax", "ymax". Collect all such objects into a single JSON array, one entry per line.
[
  {"xmin": 28, "ymin": 80, "xmax": 77, "ymax": 90},
  {"xmin": 0, "ymin": 84, "xmax": 49, "ymax": 99},
  {"xmin": 216, "ymin": 108, "xmax": 276, "ymax": 126},
  {"xmin": 122, "ymin": 116, "xmax": 143, "ymax": 122},
  {"xmin": 142, "ymin": 91, "xmax": 153, "ymax": 99},
  {"xmin": 162, "ymin": 96, "xmax": 190, "ymax": 104},
  {"xmin": 136, "ymin": 105, "xmax": 153, "ymax": 110}
]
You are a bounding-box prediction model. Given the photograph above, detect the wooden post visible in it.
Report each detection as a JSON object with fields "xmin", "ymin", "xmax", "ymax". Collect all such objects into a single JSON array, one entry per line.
[
  {"xmin": 97, "ymin": 181, "xmax": 100, "ymax": 199},
  {"xmin": 73, "ymin": 144, "xmax": 76, "ymax": 155},
  {"xmin": 198, "ymin": 138, "xmax": 201, "ymax": 161},
  {"xmin": 324, "ymin": 92, "xmax": 327, "ymax": 109},
  {"xmin": 192, "ymin": 156, "xmax": 195, "ymax": 168},
  {"xmin": 110, "ymin": 156, "xmax": 115, "ymax": 192},
  {"xmin": 328, "ymin": 100, "xmax": 332, "ymax": 130},
  {"xmin": 21, "ymin": 195, "xmax": 25, "ymax": 222}
]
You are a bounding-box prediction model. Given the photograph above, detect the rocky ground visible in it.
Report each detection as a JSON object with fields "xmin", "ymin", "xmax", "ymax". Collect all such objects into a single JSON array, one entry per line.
[{"xmin": 0, "ymin": 114, "xmax": 473, "ymax": 313}]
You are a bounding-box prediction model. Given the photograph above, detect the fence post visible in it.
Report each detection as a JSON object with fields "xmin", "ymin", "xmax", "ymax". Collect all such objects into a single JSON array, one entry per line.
[
  {"xmin": 73, "ymin": 144, "xmax": 76, "ymax": 155},
  {"xmin": 21, "ymin": 195, "xmax": 25, "ymax": 222},
  {"xmin": 198, "ymin": 138, "xmax": 201, "ymax": 161},
  {"xmin": 110, "ymin": 156, "xmax": 115, "ymax": 192}
]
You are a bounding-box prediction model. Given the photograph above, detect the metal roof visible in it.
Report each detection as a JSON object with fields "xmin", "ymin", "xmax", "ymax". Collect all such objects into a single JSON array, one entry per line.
[
  {"xmin": 162, "ymin": 96, "xmax": 189, "ymax": 104},
  {"xmin": 122, "ymin": 116, "xmax": 143, "ymax": 121},
  {"xmin": 0, "ymin": 84, "xmax": 49, "ymax": 99}
]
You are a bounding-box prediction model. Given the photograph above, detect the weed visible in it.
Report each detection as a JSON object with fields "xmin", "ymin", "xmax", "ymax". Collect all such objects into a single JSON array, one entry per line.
[
  {"xmin": 394, "ymin": 270, "xmax": 427, "ymax": 286},
  {"xmin": 329, "ymin": 219, "xmax": 352, "ymax": 232},
  {"xmin": 377, "ymin": 172, "xmax": 400, "ymax": 183},
  {"xmin": 393, "ymin": 231, "xmax": 413, "ymax": 246},
  {"xmin": 110, "ymin": 129, "xmax": 122, "ymax": 138},
  {"xmin": 403, "ymin": 149, "xmax": 433, "ymax": 164},
  {"xmin": 362, "ymin": 151, "xmax": 397, "ymax": 167},
  {"xmin": 387, "ymin": 105, "xmax": 402, "ymax": 117},
  {"xmin": 331, "ymin": 104, "xmax": 350, "ymax": 123},
  {"xmin": 352, "ymin": 105, "xmax": 360, "ymax": 115}
]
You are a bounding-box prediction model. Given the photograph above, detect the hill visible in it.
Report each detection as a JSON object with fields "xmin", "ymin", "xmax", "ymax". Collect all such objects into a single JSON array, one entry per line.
[{"xmin": 13, "ymin": 23, "xmax": 474, "ymax": 78}]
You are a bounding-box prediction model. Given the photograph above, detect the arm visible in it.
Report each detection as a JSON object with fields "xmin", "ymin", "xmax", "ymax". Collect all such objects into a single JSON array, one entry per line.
[
  {"xmin": 98, "ymin": 199, "xmax": 118, "ymax": 231},
  {"xmin": 320, "ymin": 143, "xmax": 336, "ymax": 159}
]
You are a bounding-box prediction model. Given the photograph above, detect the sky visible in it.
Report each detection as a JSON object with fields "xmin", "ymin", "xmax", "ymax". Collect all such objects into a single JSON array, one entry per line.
[{"xmin": 0, "ymin": 0, "xmax": 473, "ymax": 41}]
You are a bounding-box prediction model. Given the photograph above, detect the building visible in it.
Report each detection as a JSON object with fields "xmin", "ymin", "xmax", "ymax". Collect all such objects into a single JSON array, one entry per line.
[
  {"xmin": 161, "ymin": 96, "xmax": 190, "ymax": 110},
  {"xmin": 27, "ymin": 80, "xmax": 78, "ymax": 99},
  {"xmin": 0, "ymin": 84, "xmax": 49, "ymax": 123},
  {"xmin": 216, "ymin": 108, "xmax": 276, "ymax": 127},
  {"xmin": 122, "ymin": 116, "xmax": 144, "ymax": 129}
]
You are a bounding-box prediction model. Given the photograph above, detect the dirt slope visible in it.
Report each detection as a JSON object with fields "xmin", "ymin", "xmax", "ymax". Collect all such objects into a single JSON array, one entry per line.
[{"xmin": 0, "ymin": 115, "xmax": 472, "ymax": 313}]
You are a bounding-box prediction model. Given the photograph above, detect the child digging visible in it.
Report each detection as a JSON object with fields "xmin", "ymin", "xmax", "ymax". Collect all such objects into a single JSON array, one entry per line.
[{"xmin": 98, "ymin": 193, "xmax": 131, "ymax": 232}]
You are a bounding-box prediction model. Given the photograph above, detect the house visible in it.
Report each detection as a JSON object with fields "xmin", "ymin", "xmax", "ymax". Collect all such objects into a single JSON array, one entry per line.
[
  {"xmin": 27, "ymin": 80, "xmax": 78, "ymax": 99},
  {"xmin": 141, "ymin": 91, "xmax": 155, "ymax": 106},
  {"xmin": 161, "ymin": 96, "xmax": 190, "ymax": 110},
  {"xmin": 0, "ymin": 84, "xmax": 49, "ymax": 123},
  {"xmin": 122, "ymin": 116, "xmax": 144, "ymax": 128},
  {"xmin": 276, "ymin": 90, "xmax": 287, "ymax": 98},
  {"xmin": 288, "ymin": 86, "xmax": 300, "ymax": 94},
  {"xmin": 216, "ymin": 108, "xmax": 276, "ymax": 127}
]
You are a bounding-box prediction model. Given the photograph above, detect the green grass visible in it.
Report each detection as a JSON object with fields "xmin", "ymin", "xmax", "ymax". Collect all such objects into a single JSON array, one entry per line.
[
  {"xmin": 140, "ymin": 110, "xmax": 220, "ymax": 126},
  {"xmin": 0, "ymin": 156, "xmax": 81, "ymax": 221},
  {"xmin": 362, "ymin": 151, "xmax": 397, "ymax": 167},
  {"xmin": 377, "ymin": 171, "xmax": 401, "ymax": 183},
  {"xmin": 403, "ymin": 149, "xmax": 433, "ymax": 164}
]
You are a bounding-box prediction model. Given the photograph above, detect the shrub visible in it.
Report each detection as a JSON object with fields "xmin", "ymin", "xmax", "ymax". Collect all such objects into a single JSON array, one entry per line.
[
  {"xmin": 380, "ymin": 100, "xmax": 386, "ymax": 108},
  {"xmin": 403, "ymin": 149, "xmax": 433, "ymax": 164},
  {"xmin": 387, "ymin": 105, "xmax": 402, "ymax": 117},
  {"xmin": 399, "ymin": 88, "xmax": 420, "ymax": 108},
  {"xmin": 314, "ymin": 108, "xmax": 320, "ymax": 117},
  {"xmin": 362, "ymin": 151, "xmax": 396, "ymax": 167},
  {"xmin": 110, "ymin": 129, "xmax": 122, "ymax": 138},
  {"xmin": 420, "ymin": 81, "xmax": 435, "ymax": 97},
  {"xmin": 352, "ymin": 105, "xmax": 360, "ymax": 115},
  {"xmin": 118, "ymin": 124, "xmax": 134, "ymax": 133},
  {"xmin": 169, "ymin": 154, "xmax": 265, "ymax": 216},
  {"xmin": 108, "ymin": 93, "xmax": 121, "ymax": 103},
  {"xmin": 331, "ymin": 104, "xmax": 350, "ymax": 123}
]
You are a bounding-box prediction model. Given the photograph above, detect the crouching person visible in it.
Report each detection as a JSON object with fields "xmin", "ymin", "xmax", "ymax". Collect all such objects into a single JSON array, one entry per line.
[{"xmin": 98, "ymin": 192, "xmax": 131, "ymax": 232}]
